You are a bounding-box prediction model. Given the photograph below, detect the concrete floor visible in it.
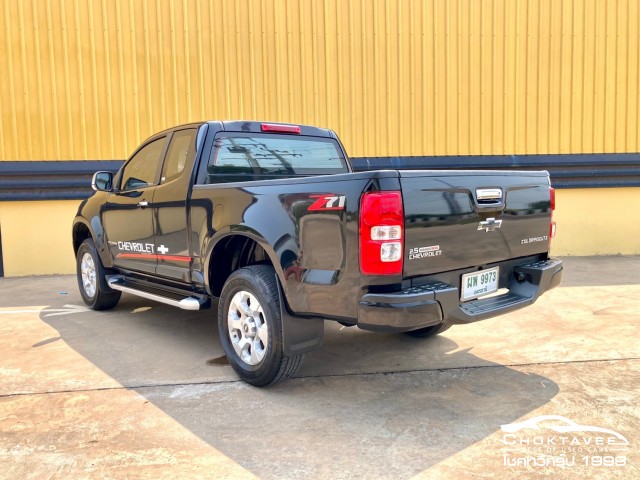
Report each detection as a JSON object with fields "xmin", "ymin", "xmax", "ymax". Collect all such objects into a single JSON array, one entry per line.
[{"xmin": 0, "ymin": 256, "xmax": 639, "ymax": 479}]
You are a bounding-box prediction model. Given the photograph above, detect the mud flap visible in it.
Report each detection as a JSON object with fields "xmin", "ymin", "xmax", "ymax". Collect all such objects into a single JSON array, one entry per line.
[{"xmin": 276, "ymin": 277, "xmax": 324, "ymax": 357}]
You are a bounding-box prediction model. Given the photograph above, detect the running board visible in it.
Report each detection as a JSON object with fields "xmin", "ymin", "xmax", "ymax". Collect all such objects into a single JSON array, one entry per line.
[{"xmin": 106, "ymin": 276, "xmax": 205, "ymax": 311}]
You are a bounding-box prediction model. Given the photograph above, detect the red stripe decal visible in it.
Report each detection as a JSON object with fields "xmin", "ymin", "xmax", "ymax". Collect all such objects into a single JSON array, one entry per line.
[
  {"xmin": 159, "ymin": 255, "xmax": 193, "ymax": 263},
  {"xmin": 116, "ymin": 253, "xmax": 192, "ymax": 263},
  {"xmin": 116, "ymin": 253, "xmax": 157, "ymax": 261}
]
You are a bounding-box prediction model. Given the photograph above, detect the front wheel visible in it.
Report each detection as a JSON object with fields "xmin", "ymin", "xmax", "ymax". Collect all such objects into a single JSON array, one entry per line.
[
  {"xmin": 76, "ymin": 238, "xmax": 121, "ymax": 310},
  {"xmin": 218, "ymin": 265, "xmax": 303, "ymax": 387}
]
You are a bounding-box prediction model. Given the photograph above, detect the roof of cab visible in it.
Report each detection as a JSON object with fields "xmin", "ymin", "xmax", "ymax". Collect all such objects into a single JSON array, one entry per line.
[
  {"xmin": 213, "ymin": 120, "xmax": 334, "ymax": 138},
  {"xmin": 147, "ymin": 120, "xmax": 335, "ymax": 142}
]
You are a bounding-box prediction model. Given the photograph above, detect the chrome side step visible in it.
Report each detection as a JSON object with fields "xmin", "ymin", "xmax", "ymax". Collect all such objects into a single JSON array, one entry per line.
[{"xmin": 107, "ymin": 276, "xmax": 204, "ymax": 311}]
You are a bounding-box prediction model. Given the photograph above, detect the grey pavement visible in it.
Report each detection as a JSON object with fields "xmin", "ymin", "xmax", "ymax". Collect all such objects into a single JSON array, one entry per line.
[{"xmin": 0, "ymin": 256, "xmax": 639, "ymax": 479}]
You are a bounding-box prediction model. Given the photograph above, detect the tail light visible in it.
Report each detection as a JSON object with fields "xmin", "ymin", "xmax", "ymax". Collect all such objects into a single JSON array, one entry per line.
[
  {"xmin": 549, "ymin": 187, "xmax": 556, "ymax": 240},
  {"xmin": 359, "ymin": 191, "xmax": 404, "ymax": 275}
]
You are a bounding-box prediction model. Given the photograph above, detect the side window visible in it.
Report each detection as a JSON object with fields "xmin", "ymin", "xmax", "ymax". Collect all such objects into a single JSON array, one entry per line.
[
  {"xmin": 120, "ymin": 137, "xmax": 166, "ymax": 191},
  {"xmin": 161, "ymin": 129, "xmax": 197, "ymax": 184}
]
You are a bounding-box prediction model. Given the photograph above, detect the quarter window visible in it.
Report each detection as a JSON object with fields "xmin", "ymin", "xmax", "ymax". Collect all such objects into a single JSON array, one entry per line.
[
  {"xmin": 120, "ymin": 137, "xmax": 166, "ymax": 191},
  {"xmin": 161, "ymin": 129, "xmax": 197, "ymax": 184}
]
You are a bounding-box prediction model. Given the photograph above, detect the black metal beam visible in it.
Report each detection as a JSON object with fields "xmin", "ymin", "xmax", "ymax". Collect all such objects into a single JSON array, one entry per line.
[
  {"xmin": 1, "ymin": 154, "xmax": 639, "ymax": 201},
  {"xmin": 0, "ymin": 161, "xmax": 123, "ymax": 201},
  {"xmin": 350, "ymin": 154, "xmax": 640, "ymax": 189}
]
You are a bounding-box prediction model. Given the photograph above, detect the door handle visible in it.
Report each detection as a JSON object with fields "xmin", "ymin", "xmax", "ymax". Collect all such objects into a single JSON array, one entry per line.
[
  {"xmin": 137, "ymin": 201, "xmax": 150, "ymax": 208},
  {"xmin": 476, "ymin": 188, "xmax": 503, "ymax": 201},
  {"xmin": 474, "ymin": 188, "xmax": 504, "ymax": 212}
]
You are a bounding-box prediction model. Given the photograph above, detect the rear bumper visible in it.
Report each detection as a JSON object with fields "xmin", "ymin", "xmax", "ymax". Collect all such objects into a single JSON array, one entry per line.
[{"xmin": 357, "ymin": 258, "xmax": 563, "ymax": 332}]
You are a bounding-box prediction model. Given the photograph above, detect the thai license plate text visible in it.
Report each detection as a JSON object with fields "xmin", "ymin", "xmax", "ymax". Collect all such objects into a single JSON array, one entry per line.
[{"xmin": 461, "ymin": 267, "xmax": 500, "ymax": 301}]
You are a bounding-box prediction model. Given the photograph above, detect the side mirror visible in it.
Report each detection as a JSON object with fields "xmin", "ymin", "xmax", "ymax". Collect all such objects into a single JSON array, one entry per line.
[{"xmin": 91, "ymin": 171, "xmax": 114, "ymax": 192}]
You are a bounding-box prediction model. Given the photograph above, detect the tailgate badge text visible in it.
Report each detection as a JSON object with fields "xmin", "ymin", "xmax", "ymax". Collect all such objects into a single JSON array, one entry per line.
[
  {"xmin": 521, "ymin": 236, "xmax": 548, "ymax": 244},
  {"xmin": 409, "ymin": 245, "xmax": 442, "ymax": 260}
]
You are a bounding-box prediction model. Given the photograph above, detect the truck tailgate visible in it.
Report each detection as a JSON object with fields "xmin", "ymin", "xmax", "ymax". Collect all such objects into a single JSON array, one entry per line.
[{"xmin": 400, "ymin": 170, "xmax": 552, "ymax": 277}]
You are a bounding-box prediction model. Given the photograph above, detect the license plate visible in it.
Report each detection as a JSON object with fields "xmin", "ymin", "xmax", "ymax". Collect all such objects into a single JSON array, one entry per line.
[{"xmin": 460, "ymin": 267, "xmax": 500, "ymax": 302}]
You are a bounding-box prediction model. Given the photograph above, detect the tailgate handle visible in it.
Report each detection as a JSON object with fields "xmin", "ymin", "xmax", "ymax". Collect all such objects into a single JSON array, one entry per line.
[{"xmin": 476, "ymin": 188, "xmax": 502, "ymax": 203}]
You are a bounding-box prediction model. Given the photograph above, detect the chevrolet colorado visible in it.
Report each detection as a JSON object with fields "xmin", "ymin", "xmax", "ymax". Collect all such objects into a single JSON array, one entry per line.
[{"xmin": 72, "ymin": 121, "xmax": 563, "ymax": 386}]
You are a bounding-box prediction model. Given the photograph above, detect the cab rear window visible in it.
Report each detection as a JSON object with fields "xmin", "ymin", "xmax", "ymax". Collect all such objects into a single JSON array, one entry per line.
[{"xmin": 199, "ymin": 133, "xmax": 348, "ymax": 184}]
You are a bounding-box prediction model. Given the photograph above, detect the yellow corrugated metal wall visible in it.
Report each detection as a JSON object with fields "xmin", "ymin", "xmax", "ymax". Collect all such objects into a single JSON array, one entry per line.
[{"xmin": 1, "ymin": 0, "xmax": 639, "ymax": 160}]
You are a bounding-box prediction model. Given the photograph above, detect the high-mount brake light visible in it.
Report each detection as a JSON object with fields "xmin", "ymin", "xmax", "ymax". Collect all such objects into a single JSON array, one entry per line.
[
  {"xmin": 359, "ymin": 191, "xmax": 404, "ymax": 275},
  {"xmin": 260, "ymin": 123, "xmax": 301, "ymax": 134},
  {"xmin": 549, "ymin": 187, "xmax": 556, "ymax": 241}
]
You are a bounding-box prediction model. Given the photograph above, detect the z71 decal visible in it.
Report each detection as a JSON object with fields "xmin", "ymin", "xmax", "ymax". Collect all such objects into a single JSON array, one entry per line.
[{"xmin": 308, "ymin": 194, "xmax": 346, "ymax": 211}]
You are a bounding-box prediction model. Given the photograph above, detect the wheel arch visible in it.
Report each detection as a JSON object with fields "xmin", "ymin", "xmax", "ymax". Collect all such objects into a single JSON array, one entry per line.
[
  {"xmin": 205, "ymin": 231, "xmax": 284, "ymax": 298},
  {"xmin": 72, "ymin": 216, "xmax": 112, "ymax": 268},
  {"xmin": 72, "ymin": 219, "xmax": 92, "ymax": 255}
]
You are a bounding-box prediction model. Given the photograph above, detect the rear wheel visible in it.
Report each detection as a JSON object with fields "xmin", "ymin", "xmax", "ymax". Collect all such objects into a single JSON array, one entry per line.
[
  {"xmin": 218, "ymin": 265, "xmax": 303, "ymax": 387},
  {"xmin": 403, "ymin": 323, "xmax": 452, "ymax": 338},
  {"xmin": 76, "ymin": 239, "xmax": 121, "ymax": 310}
]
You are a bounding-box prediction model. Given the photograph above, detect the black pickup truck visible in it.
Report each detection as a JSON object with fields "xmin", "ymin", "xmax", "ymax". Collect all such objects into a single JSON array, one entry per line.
[{"xmin": 73, "ymin": 121, "xmax": 563, "ymax": 386}]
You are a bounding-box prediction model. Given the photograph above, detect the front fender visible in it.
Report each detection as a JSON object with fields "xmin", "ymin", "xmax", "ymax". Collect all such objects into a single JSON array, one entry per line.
[{"xmin": 73, "ymin": 195, "xmax": 113, "ymax": 268}]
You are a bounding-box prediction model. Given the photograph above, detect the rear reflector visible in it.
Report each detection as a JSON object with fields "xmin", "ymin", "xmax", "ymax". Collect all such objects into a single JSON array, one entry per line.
[
  {"xmin": 380, "ymin": 242, "xmax": 402, "ymax": 262},
  {"xmin": 359, "ymin": 191, "xmax": 404, "ymax": 275},
  {"xmin": 260, "ymin": 123, "xmax": 301, "ymax": 134}
]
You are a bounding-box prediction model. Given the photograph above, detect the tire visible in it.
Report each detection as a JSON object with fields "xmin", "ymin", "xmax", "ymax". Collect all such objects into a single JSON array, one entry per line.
[
  {"xmin": 218, "ymin": 265, "xmax": 303, "ymax": 387},
  {"xmin": 76, "ymin": 238, "xmax": 121, "ymax": 310},
  {"xmin": 403, "ymin": 322, "xmax": 453, "ymax": 338}
]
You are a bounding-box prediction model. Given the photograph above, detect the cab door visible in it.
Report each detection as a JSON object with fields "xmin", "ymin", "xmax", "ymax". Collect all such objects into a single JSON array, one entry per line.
[
  {"xmin": 152, "ymin": 128, "xmax": 200, "ymax": 281},
  {"xmin": 103, "ymin": 136, "xmax": 168, "ymax": 274}
]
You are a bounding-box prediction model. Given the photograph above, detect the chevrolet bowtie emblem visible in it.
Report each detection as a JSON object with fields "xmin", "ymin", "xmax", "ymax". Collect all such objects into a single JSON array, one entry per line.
[{"xmin": 478, "ymin": 217, "xmax": 503, "ymax": 232}]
